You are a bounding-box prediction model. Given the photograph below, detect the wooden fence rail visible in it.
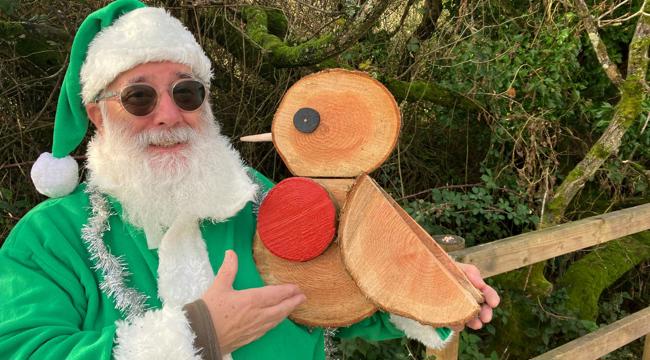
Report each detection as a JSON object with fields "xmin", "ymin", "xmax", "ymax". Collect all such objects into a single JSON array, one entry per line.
[
  {"xmin": 530, "ymin": 306, "xmax": 650, "ymax": 360},
  {"xmin": 449, "ymin": 202, "xmax": 650, "ymax": 278},
  {"xmin": 439, "ymin": 202, "xmax": 650, "ymax": 359}
]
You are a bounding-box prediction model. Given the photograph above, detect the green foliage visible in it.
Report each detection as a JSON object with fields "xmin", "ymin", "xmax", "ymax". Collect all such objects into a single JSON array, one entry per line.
[
  {"xmin": 458, "ymin": 332, "xmax": 498, "ymax": 360},
  {"xmin": 0, "ymin": 0, "xmax": 18, "ymax": 15},
  {"xmin": 527, "ymin": 289, "xmax": 598, "ymax": 354},
  {"xmin": 402, "ymin": 170, "xmax": 539, "ymax": 246}
]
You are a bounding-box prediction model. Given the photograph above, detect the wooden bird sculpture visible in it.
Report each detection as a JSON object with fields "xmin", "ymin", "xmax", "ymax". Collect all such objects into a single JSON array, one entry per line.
[{"xmin": 243, "ymin": 69, "xmax": 484, "ymax": 330}]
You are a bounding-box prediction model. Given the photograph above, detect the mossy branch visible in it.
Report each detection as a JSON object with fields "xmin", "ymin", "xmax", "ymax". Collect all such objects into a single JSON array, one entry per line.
[
  {"xmin": 241, "ymin": 1, "xmax": 392, "ymax": 67},
  {"xmin": 199, "ymin": 8, "xmax": 279, "ymax": 81},
  {"xmin": 384, "ymin": 78, "xmax": 484, "ymax": 112},
  {"xmin": 544, "ymin": 2, "xmax": 649, "ymax": 224},
  {"xmin": 200, "ymin": 6, "xmax": 484, "ymax": 112},
  {"xmin": 557, "ymin": 231, "xmax": 650, "ymax": 320}
]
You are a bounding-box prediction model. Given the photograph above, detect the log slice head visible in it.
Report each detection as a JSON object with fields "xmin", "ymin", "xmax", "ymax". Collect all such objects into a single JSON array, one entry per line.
[{"xmin": 272, "ymin": 69, "xmax": 401, "ymax": 177}]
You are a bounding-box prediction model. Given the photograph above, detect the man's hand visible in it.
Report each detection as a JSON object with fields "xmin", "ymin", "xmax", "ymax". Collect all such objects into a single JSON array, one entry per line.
[
  {"xmin": 456, "ymin": 262, "xmax": 500, "ymax": 330},
  {"xmin": 202, "ymin": 250, "xmax": 306, "ymax": 354}
]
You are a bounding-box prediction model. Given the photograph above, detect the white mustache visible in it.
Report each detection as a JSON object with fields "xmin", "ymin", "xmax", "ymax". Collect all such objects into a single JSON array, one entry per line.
[{"xmin": 134, "ymin": 127, "xmax": 197, "ymax": 148}]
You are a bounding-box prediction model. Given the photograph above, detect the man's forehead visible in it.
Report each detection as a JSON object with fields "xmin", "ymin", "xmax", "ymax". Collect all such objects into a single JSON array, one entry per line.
[
  {"xmin": 109, "ymin": 62, "xmax": 194, "ymax": 88},
  {"xmin": 125, "ymin": 71, "xmax": 193, "ymax": 85}
]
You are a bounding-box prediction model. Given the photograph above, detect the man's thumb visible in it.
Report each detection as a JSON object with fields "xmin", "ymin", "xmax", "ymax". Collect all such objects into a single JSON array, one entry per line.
[{"xmin": 214, "ymin": 250, "xmax": 238, "ymax": 289}]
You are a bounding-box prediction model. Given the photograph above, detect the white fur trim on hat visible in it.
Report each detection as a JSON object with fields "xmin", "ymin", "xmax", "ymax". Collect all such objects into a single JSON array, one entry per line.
[
  {"xmin": 389, "ymin": 314, "xmax": 454, "ymax": 349},
  {"xmin": 80, "ymin": 7, "xmax": 212, "ymax": 104},
  {"xmin": 30, "ymin": 152, "xmax": 79, "ymax": 198}
]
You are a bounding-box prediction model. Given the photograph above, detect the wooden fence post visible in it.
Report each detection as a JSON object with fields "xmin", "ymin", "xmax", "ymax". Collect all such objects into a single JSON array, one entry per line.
[
  {"xmin": 643, "ymin": 334, "xmax": 650, "ymax": 360},
  {"xmin": 425, "ymin": 235, "xmax": 466, "ymax": 360}
]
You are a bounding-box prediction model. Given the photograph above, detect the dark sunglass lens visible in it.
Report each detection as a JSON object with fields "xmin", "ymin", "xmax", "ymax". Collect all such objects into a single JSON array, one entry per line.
[
  {"xmin": 173, "ymin": 80, "xmax": 205, "ymax": 111},
  {"xmin": 121, "ymin": 85, "xmax": 157, "ymax": 116}
]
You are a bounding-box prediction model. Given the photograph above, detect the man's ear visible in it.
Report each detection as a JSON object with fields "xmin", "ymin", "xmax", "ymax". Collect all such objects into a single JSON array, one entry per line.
[{"xmin": 86, "ymin": 103, "xmax": 103, "ymax": 133}]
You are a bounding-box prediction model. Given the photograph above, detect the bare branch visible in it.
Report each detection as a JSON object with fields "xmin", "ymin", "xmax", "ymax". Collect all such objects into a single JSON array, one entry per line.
[
  {"xmin": 573, "ymin": 0, "xmax": 625, "ymax": 87},
  {"xmin": 387, "ymin": 0, "xmax": 417, "ymax": 38}
]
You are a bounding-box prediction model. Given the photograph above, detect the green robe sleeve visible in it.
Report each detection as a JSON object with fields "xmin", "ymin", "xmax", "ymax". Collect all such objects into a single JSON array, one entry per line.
[{"xmin": 0, "ymin": 198, "xmax": 117, "ymax": 359}]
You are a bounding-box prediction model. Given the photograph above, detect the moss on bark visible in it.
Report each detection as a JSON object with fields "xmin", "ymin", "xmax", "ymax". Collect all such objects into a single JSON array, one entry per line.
[
  {"xmin": 557, "ymin": 231, "xmax": 650, "ymax": 320},
  {"xmin": 263, "ymin": 8, "xmax": 288, "ymax": 39},
  {"xmin": 242, "ymin": 6, "xmax": 334, "ymax": 68},
  {"xmin": 494, "ymin": 262, "xmax": 553, "ymax": 296},
  {"xmin": 383, "ymin": 78, "xmax": 483, "ymax": 112}
]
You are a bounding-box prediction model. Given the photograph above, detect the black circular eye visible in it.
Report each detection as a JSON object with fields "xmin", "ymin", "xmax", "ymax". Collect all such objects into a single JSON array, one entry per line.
[{"xmin": 293, "ymin": 107, "xmax": 320, "ymax": 133}]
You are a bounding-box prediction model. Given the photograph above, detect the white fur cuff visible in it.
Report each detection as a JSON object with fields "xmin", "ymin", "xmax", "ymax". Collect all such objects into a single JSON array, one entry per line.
[
  {"xmin": 389, "ymin": 314, "xmax": 454, "ymax": 350},
  {"xmin": 113, "ymin": 306, "xmax": 201, "ymax": 360},
  {"xmin": 30, "ymin": 152, "xmax": 79, "ymax": 198}
]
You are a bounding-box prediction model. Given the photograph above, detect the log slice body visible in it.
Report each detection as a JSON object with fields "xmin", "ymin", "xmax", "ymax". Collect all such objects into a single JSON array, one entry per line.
[{"xmin": 253, "ymin": 177, "xmax": 376, "ymax": 327}]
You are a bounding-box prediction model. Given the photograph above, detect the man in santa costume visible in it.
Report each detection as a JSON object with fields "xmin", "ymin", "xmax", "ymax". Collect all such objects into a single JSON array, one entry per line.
[{"xmin": 0, "ymin": 1, "xmax": 499, "ymax": 359}]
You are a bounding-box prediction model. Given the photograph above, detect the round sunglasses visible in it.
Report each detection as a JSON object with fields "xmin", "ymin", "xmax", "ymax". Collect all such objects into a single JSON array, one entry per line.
[{"xmin": 94, "ymin": 79, "xmax": 207, "ymax": 117}]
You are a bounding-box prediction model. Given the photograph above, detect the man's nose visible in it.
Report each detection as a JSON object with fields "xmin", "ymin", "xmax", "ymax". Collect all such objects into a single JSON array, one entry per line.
[{"xmin": 152, "ymin": 91, "xmax": 182, "ymax": 127}]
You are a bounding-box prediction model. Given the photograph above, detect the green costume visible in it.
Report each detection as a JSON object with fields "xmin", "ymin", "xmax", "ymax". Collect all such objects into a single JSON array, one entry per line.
[{"xmin": 0, "ymin": 176, "xmax": 412, "ymax": 359}]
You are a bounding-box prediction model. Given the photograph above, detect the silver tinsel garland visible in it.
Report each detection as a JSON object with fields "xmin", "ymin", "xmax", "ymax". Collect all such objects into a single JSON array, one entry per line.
[
  {"xmin": 324, "ymin": 328, "xmax": 340, "ymax": 360},
  {"xmin": 82, "ymin": 187, "xmax": 148, "ymax": 321}
]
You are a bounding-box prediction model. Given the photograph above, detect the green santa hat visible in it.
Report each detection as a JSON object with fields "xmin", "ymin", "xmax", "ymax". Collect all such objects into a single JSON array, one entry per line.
[{"xmin": 30, "ymin": 0, "xmax": 212, "ymax": 198}]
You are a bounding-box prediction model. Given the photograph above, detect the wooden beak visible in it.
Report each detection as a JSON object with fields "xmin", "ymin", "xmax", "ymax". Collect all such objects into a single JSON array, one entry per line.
[{"xmin": 240, "ymin": 133, "xmax": 273, "ymax": 142}]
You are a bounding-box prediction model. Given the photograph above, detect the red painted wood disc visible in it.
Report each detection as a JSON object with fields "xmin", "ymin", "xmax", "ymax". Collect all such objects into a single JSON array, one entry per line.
[{"xmin": 258, "ymin": 177, "xmax": 337, "ymax": 262}]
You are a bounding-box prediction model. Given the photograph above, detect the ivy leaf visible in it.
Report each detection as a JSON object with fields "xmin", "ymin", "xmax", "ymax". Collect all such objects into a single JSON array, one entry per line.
[{"xmin": 407, "ymin": 37, "xmax": 420, "ymax": 53}]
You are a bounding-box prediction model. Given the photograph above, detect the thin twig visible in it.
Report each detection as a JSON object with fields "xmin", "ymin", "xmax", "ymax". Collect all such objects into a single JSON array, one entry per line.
[
  {"xmin": 597, "ymin": 0, "xmax": 630, "ymax": 21},
  {"xmin": 536, "ymin": 296, "xmax": 577, "ymax": 321}
]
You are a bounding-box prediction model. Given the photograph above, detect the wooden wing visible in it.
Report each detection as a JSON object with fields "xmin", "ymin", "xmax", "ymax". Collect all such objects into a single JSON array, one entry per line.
[{"xmin": 339, "ymin": 174, "xmax": 484, "ymax": 327}]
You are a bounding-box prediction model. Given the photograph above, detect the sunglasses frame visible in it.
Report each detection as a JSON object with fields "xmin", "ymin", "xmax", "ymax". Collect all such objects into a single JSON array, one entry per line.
[{"xmin": 94, "ymin": 78, "xmax": 208, "ymax": 117}]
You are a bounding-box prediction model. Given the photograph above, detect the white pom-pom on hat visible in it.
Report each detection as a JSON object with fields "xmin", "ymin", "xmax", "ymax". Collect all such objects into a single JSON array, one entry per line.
[{"xmin": 30, "ymin": 152, "xmax": 79, "ymax": 198}]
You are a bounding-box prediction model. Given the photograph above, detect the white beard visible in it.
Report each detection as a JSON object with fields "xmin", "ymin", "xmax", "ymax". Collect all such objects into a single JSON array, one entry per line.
[{"xmin": 85, "ymin": 105, "xmax": 258, "ymax": 249}]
